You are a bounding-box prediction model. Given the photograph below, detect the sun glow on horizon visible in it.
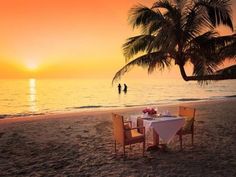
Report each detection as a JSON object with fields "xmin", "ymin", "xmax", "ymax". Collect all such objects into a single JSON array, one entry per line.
[{"xmin": 26, "ymin": 61, "xmax": 39, "ymax": 71}]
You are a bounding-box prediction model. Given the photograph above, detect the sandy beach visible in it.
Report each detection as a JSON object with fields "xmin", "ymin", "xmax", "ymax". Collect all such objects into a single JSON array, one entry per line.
[{"xmin": 0, "ymin": 98, "xmax": 236, "ymax": 177}]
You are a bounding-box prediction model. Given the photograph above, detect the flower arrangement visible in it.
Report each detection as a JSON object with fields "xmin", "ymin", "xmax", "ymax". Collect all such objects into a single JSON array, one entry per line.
[{"xmin": 142, "ymin": 107, "xmax": 157, "ymax": 115}]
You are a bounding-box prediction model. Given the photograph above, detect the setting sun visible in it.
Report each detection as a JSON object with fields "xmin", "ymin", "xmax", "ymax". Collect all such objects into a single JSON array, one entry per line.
[{"xmin": 26, "ymin": 62, "xmax": 38, "ymax": 71}]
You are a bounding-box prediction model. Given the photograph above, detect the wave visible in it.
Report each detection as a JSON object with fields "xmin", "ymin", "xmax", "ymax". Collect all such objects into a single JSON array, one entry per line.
[
  {"xmin": 224, "ymin": 95, "xmax": 236, "ymax": 98},
  {"xmin": 209, "ymin": 95, "xmax": 236, "ymax": 100},
  {"xmin": 0, "ymin": 114, "xmax": 10, "ymax": 119},
  {"xmin": 0, "ymin": 113, "xmax": 45, "ymax": 119},
  {"xmin": 177, "ymin": 98, "xmax": 204, "ymax": 102},
  {"xmin": 68, "ymin": 105, "xmax": 102, "ymax": 109},
  {"xmin": 124, "ymin": 102, "xmax": 163, "ymax": 107},
  {"xmin": 67, "ymin": 105, "xmax": 121, "ymax": 109},
  {"xmin": 125, "ymin": 104, "xmax": 147, "ymax": 107}
]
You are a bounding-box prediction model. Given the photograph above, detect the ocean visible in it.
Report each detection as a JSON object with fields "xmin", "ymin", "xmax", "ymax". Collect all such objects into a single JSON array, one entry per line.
[{"xmin": 0, "ymin": 78, "xmax": 235, "ymax": 118}]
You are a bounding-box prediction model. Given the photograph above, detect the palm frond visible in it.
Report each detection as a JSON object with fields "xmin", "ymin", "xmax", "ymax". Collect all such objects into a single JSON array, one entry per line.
[
  {"xmin": 153, "ymin": 0, "xmax": 175, "ymax": 13},
  {"xmin": 190, "ymin": 32, "xmax": 236, "ymax": 59},
  {"xmin": 153, "ymin": 0, "xmax": 180, "ymax": 21},
  {"xmin": 208, "ymin": 34, "xmax": 236, "ymax": 54},
  {"xmin": 186, "ymin": 31, "xmax": 236, "ymax": 78},
  {"xmin": 219, "ymin": 39, "xmax": 236, "ymax": 59},
  {"xmin": 112, "ymin": 52, "xmax": 170, "ymax": 84},
  {"xmin": 142, "ymin": 13, "xmax": 166, "ymax": 34},
  {"xmin": 174, "ymin": 0, "xmax": 192, "ymax": 15},
  {"xmin": 187, "ymin": 31, "xmax": 218, "ymax": 57},
  {"xmin": 129, "ymin": 4, "xmax": 164, "ymax": 32},
  {"xmin": 197, "ymin": 0, "xmax": 233, "ymax": 30},
  {"xmin": 148, "ymin": 23, "xmax": 178, "ymax": 54},
  {"xmin": 191, "ymin": 53, "xmax": 221, "ymax": 76},
  {"xmin": 182, "ymin": 6, "xmax": 214, "ymax": 43},
  {"xmin": 123, "ymin": 35, "xmax": 156, "ymax": 61}
]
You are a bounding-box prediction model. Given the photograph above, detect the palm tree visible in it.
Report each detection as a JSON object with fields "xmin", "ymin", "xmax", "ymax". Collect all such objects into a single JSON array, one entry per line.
[{"xmin": 112, "ymin": 0, "xmax": 236, "ymax": 84}]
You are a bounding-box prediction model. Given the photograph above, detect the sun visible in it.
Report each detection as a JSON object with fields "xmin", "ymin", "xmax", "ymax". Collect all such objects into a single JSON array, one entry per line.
[{"xmin": 26, "ymin": 62, "xmax": 38, "ymax": 71}]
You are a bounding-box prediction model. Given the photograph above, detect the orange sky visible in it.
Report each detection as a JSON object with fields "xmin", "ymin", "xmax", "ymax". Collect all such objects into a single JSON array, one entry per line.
[{"xmin": 0, "ymin": 0, "xmax": 235, "ymax": 79}]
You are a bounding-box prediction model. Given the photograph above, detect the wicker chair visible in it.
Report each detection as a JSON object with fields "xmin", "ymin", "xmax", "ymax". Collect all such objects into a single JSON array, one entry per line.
[
  {"xmin": 112, "ymin": 113, "xmax": 145, "ymax": 157},
  {"xmin": 137, "ymin": 117, "xmax": 145, "ymax": 134},
  {"xmin": 176, "ymin": 106, "xmax": 196, "ymax": 150}
]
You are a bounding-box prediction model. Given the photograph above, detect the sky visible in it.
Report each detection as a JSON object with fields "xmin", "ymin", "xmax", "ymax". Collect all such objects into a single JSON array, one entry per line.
[{"xmin": 0, "ymin": 0, "xmax": 235, "ymax": 79}]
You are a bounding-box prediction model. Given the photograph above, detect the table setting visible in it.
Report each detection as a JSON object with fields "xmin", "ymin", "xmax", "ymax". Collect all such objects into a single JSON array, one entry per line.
[{"xmin": 129, "ymin": 107, "xmax": 185, "ymax": 151}]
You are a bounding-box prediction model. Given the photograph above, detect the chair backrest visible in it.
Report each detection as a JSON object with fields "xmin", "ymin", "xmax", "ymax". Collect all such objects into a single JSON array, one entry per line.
[
  {"xmin": 112, "ymin": 113, "xmax": 125, "ymax": 144},
  {"xmin": 137, "ymin": 117, "xmax": 144, "ymax": 134},
  {"xmin": 179, "ymin": 106, "xmax": 196, "ymax": 119},
  {"xmin": 179, "ymin": 106, "xmax": 196, "ymax": 132}
]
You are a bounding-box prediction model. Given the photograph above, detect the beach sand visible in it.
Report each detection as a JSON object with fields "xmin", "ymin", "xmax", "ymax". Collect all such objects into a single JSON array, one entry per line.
[{"xmin": 0, "ymin": 99, "xmax": 236, "ymax": 177}]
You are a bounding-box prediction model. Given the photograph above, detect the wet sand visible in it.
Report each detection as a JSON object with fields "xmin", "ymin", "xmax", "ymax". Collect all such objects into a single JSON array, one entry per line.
[{"xmin": 0, "ymin": 99, "xmax": 236, "ymax": 177}]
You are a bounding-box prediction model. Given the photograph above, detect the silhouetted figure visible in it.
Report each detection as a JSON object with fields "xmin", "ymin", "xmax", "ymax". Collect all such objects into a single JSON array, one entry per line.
[
  {"xmin": 123, "ymin": 83, "xmax": 128, "ymax": 93},
  {"xmin": 118, "ymin": 83, "xmax": 121, "ymax": 94}
]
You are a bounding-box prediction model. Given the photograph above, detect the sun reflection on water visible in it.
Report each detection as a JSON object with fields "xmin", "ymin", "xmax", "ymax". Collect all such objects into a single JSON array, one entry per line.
[{"xmin": 29, "ymin": 78, "xmax": 37, "ymax": 113}]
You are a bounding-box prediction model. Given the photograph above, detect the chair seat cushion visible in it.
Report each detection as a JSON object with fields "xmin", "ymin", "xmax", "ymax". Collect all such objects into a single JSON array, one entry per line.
[
  {"xmin": 125, "ymin": 129, "xmax": 144, "ymax": 144},
  {"xmin": 131, "ymin": 129, "xmax": 143, "ymax": 138}
]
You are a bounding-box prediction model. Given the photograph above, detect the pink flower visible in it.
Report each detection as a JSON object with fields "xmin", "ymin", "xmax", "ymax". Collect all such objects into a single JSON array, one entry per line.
[{"xmin": 142, "ymin": 108, "xmax": 157, "ymax": 115}]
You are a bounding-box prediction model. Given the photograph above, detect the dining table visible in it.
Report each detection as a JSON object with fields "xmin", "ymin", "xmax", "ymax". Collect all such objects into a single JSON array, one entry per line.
[{"xmin": 129, "ymin": 114, "xmax": 185, "ymax": 149}]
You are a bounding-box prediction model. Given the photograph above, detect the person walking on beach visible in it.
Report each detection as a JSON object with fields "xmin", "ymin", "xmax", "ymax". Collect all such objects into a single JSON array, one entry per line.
[
  {"xmin": 123, "ymin": 83, "xmax": 128, "ymax": 93},
  {"xmin": 118, "ymin": 83, "xmax": 121, "ymax": 94}
]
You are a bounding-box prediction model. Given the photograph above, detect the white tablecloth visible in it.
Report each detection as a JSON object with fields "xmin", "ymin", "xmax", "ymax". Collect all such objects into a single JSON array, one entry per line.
[{"xmin": 130, "ymin": 115, "xmax": 184, "ymax": 144}]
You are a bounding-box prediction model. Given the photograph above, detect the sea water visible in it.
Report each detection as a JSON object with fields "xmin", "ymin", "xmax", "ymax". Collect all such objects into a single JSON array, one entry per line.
[{"xmin": 0, "ymin": 78, "xmax": 235, "ymax": 118}]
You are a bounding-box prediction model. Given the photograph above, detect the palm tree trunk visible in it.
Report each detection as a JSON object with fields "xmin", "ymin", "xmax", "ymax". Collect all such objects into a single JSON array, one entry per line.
[
  {"xmin": 186, "ymin": 74, "xmax": 236, "ymax": 81},
  {"xmin": 179, "ymin": 64, "xmax": 189, "ymax": 81},
  {"xmin": 179, "ymin": 65, "xmax": 236, "ymax": 81}
]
